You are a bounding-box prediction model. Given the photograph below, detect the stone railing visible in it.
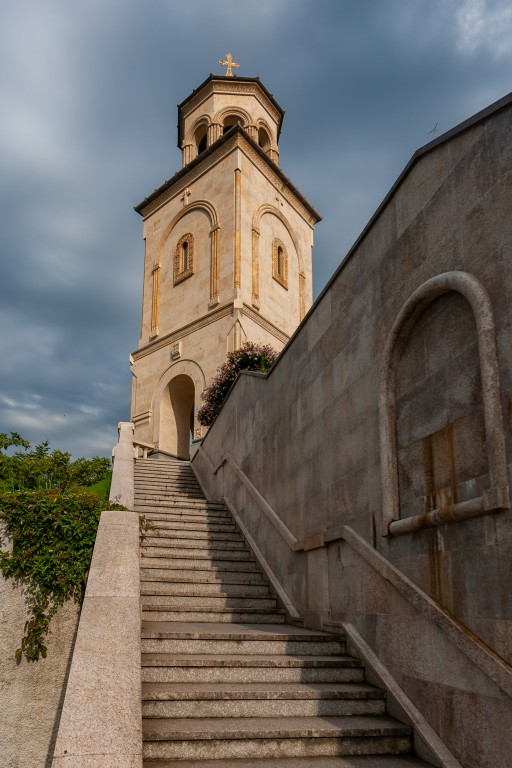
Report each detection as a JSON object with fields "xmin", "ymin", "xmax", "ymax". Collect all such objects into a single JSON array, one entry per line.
[{"xmin": 52, "ymin": 508, "xmax": 142, "ymax": 767}]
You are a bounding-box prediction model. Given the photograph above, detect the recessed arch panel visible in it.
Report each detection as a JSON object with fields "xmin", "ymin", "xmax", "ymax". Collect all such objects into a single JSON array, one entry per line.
[{"xmin": 379, "ymin": 271, "xmax": 509, "ymax": 536}]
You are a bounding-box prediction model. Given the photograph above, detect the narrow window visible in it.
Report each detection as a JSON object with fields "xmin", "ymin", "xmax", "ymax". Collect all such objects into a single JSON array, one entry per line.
[
  {"xmin": 174, "ymin": 233, "xmax": 194, "ymax": 285},
  {"xmin": 272, "ymin": 238, "xmax": 288, "ymax": 289}
]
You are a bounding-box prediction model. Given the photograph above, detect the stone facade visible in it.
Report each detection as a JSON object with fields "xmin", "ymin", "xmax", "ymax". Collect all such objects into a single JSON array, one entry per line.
[
  {"xmin": 193, "ymin": 92, "xmax": 512, "ymax": 767},
  {"xmin": 131, "ymin": 76, "xmax": 320, "ymax": 457}
]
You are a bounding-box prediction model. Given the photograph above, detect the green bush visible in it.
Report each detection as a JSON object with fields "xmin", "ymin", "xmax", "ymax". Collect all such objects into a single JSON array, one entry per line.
[
  {"xmin": 0, "ymin": 433, "xmax": 115, "ymax": 662},
  {"xmin": 0, "ymin": 488, "xmax": 105, "ymax": 661},
  {"xmin": 197, "ymin": 342, "xmax": 278, "ymax": 427}
]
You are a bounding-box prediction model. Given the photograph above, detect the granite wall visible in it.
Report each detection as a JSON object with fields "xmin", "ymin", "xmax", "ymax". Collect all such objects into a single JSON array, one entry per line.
[{"xmin": 192, "ymin": 95, "xmax": 512, "ymax": 768}]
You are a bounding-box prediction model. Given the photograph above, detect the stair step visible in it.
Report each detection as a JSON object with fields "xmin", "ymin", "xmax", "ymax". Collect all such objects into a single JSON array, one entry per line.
[
  {"xmin": 143, "ymin": 757, "xmax": 432, "ymax": 768},
  {"xmin": 143, "ymin": 536, "xmax": 247, "ymax": 550},
  {"xmin": 141, "ymin": 546, "xmax": 254, "ymax": 561},
  {"xmin": 141, "ymin": 637, "xmax": 345, "ymax": 655},
  {"xmin": 142, "ymin": 715, "xmax": 411, "ymax": 760},
  {"xmin": 136, "ymin": 498, "xmax": 226, "ymax": 508},
  {"xmin": 147, "ymin": 523, "xmax": 246, "ymax": 549},
  {"xmin": 143, "ymin": 512, "xmax": 233, "ymax": 524},
  {"xmin": 141, "ymin": 656, "xmax": 365, "ymax": 684},
  {"xmin": 137, "ymin": 462, "xmax": 427, "ymax": 767},
  {"xmin": 142, "ymin": 697, "xmax": 386, "ymax": 719},
  {"xmin": 140, "ymin": 568, "xmax": 265, "ymax": 583},
  {"xmin": 140, "ymin": 581, "xmax": 271, "ymax": 596},
  {"xmin": 143, "ymin": 520, "xmax": 237, "ymax": 533},
  {"xmin": 141, "ymin": 595, "xmax": 277, "ymax": 610},
  {"xmin": 141, "ymin": 609, "xmax": 286, "ymax": 624},
  {"xmin": 140, "ymin": 556, "xmax": 260, "ymax": 572}
]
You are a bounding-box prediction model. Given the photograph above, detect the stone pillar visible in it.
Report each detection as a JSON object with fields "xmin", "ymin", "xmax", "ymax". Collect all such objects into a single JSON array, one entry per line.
[{"xmin": 109, "ymin": 422, "xmax": 135, "ymax": 510}]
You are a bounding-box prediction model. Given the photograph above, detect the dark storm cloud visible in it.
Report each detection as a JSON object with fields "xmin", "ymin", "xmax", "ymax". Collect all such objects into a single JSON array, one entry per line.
[{"xmin": 1, "ymin": 0, "xmax": 511, "ymax": 456}]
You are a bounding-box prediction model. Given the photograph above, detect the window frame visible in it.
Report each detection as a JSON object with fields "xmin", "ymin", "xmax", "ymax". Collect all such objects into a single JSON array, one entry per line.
[
  {"xmin": 174, "ymin": 233, "xmax": 195, "ymax": 285},
  {"xmin": 272, "ymin": 237, "xmax": 288, "ymax": 289}
]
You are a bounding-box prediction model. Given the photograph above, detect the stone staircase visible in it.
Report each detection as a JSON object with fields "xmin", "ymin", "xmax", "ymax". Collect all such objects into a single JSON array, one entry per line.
[{"xmin": 135, "ymin": 457, "xmax": 434, "ymax": 767}]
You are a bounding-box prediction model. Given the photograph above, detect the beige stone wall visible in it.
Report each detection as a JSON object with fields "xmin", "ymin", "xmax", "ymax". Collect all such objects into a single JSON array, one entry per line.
[
  {"xmin": 132, "ymin": 121, "xmax": 316, "ymax": 453},
  {"xmin": 193, "ymin": 101, "xmax": 512, "ymax": 767},
  {"xmin": 0, "ymin": 573, "xmax": 79, "ymax": 768}
]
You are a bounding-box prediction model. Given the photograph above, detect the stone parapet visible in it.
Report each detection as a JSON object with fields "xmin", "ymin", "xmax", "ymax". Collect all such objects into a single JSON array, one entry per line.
[{"xmin": 52, "ymin": 509, "xmax": 142, "ymax": 768}]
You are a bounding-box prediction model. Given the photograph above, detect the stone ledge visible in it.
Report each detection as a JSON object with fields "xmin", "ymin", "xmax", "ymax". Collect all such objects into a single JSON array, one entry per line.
[{"xmin": 52, "ymin": 509, "xmax": 142, "ymax": 767}]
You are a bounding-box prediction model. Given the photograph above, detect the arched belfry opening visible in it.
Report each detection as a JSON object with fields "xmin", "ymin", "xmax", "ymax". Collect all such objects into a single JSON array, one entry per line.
[{"xmin": 159, "ymin": 374, "xmax": 195, "ymax": 459}]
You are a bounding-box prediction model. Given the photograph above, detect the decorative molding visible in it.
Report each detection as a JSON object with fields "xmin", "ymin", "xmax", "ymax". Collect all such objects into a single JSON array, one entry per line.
[
  {"xmin": 242, "ymin": 303, "xmax": 290, "ymax": 345},
  {"xmin": 181, "ymin": 80, "xmax": 282, "ymax": 126},
  {"xmin": 150, "ymin": 262, "xmax": 161, "ymax": 336},
  {"xmin": 242, "ymin": 139, "xmax": 318, "ymax": 227},
  {"xmin": 234, "ymin": 169, "xmax": 241, "ymax": 288},
  {"xmin": 132, "ymin": 410, "xmax": 151, "ymax": 426},
  {"xmin": 173, "ymin": 232, "xmax": 194, "ymax": 285},
  {"xmin": 251, "ymin": 227, "xmax": 260, "ymax": 306},
  {"xmin": 133, "ymin": 303, "xmax": 234, "ymax": 361},
  {"xmin": 210, "ymin": 225, "xmax": 220, "ymax": 303},
  {"xmin": 140, "ymin": 132, "xmax": 318, "ymax": 228},
  {"xmin": 299, "ymin": 273, "xmax": 306, "ymax": 321},
  {"xmin": 379, "ymin": 271, "xmax": 510, "ymax": 536},
  {"xmin": 252, "ymin": 203, "xmax": 306, "ymax": 282}
]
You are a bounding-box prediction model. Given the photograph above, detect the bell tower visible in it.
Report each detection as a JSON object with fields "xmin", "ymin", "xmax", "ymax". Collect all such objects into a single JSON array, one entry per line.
[{"xmin": 130, "ymin": 63, "xmax": 321, "ymax": 458}]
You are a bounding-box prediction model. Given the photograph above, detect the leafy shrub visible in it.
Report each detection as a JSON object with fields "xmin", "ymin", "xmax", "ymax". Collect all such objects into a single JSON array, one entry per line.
[
  {"xmin": 0, "ymin": 433, "xmax": 111, "ymax": 492},
  {"xmin": 0, "ymin": 433, "xmax": 115, "ymax": 661},
  {"xmin": 198, "ymin": 342, "xmax": 278, "ymax": 427},
  {"xmin": 0, "ymin": 488, "xmax": 105, "ymax": 661}
]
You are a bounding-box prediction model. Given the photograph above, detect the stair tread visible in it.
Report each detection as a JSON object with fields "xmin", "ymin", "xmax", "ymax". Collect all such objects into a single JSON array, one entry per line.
[
  {"xmin": 142, "ymin": 682, "xmax": 385, "ymax": 700},
  {"xmin": 142, "ymin": 714, "xmax": 411, "ymax": 739},
  {"xmin": 140, "ymin": 622, "xmax": 342, "ymax": 640},
  {"xmin": 141, "ymin": 654, "xmax": 363, "ymax": 668},
  {"xmin": 137, "ymin": 464, "xmax": 429, "ymax": 767},
  {"xmin": 143, "ymin": 757, "xmax": 431, "ymax": 767}
]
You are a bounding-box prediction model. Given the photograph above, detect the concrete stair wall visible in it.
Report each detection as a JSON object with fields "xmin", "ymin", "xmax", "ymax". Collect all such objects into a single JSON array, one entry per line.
[{"xmin": 135, "ymin": 457, "xmax": 434, "ymax": 767}]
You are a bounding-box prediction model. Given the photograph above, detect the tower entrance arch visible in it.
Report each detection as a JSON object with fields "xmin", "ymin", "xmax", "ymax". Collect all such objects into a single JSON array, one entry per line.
[{"xmin": 152, "ymin": 360, "xmax": 205, "ymax": 459}]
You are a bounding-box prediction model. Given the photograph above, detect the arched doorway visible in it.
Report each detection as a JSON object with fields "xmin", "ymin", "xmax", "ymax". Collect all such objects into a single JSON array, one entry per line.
[{"xmin": 159, "ymin": 374, "xmax": 195, "ymax": 459}]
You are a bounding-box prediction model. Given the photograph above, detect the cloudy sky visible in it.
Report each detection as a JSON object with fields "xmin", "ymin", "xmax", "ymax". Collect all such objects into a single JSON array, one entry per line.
[{"xmin": 1, "ymin": 0, "xmax": 512, "ymax": 458}]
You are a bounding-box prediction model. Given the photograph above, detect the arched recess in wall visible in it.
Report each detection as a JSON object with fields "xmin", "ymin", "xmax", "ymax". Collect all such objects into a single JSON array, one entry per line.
[
  {"xmin": 252, "ymin": 204, "xmax": 307, "ymax": 319},
  {"xmin": 214, "ymin": 106, "xmax": 251, "ymax": 134},
  {"xmin": 379, "ymin": 270, "xmax": 509, "ymax": 537},
  {"xmin": 155, "ymin": 201, "xmax": 221, "ymax": 314},
  {"xmin": 152, "ymin": 358, "xmax": 206, "ymax": 458},
  {"xmin": 256, "ymin": 118, "xmax": 278, "ymax": 162},
  {"xmin": 184, "ymin": 115, "xmax": 211, "ymax": 160}
]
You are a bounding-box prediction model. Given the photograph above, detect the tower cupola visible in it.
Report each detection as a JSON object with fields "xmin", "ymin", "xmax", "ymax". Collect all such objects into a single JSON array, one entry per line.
[{"xmin": 178, "ymin": 75, "xmax": 284, "ymax": 167}]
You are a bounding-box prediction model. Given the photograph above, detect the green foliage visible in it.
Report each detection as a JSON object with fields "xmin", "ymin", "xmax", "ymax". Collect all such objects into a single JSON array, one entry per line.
[
  {"xmin": 0, "ymin": 433, "xmax": 111, "ymax": 492},
  {"xmin": 0, "ymin": 434, "xmax": 114, "ymax": 662},
  {"xmin": 0, "ymin": 488, "xmax": 104, "ymax": 662},
  {"xmin": 198, "ymin": 342, "xmax": 278, "ymax": 427},
  {"xmin": 88, "ymin": 472, "xmax": 112, "ymax": 502}
]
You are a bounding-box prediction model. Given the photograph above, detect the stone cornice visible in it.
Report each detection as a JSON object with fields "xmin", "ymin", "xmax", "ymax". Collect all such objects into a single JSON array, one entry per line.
[
  {"xmin": 242, "ymin": 303, "xmax": 290, "ymax": 345},
  {"xmin": 136, "ymin": 126, "xmax": 321, "ymax": 227},
  {"xmin": 132, "ymin": 302, "xmax": 234, "ymax": 361}
]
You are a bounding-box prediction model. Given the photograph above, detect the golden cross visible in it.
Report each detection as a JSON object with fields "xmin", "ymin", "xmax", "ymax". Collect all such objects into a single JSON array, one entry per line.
[{"xmin": 219, "ymin": 53, "xmax": 239, "ymax": 77}]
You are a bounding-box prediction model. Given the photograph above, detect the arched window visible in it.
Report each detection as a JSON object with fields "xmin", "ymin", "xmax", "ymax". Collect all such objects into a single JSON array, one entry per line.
[
  {"xmin": 258, "ymin": 127, "xmax": 271, "ymax": 154},
  {"xmin": 174, "ymin": 233, "xmax": 194, "ymax": 285},
  {"xmin": 272, "ymin": 238, "xmax": 288, "ymax": 289},
  {"xmin": 223, "ymin": 115, "xmax": 243, "ymax": 134},
  {"xmin": 194, "ymin": 125, "xmax": 208, "ymax": 155}
]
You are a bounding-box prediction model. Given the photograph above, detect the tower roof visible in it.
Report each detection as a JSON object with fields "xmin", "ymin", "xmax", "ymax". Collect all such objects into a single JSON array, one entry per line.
[{"xmin": 177, "ymin": 75, "xmax": 285, "ymax": 148}]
